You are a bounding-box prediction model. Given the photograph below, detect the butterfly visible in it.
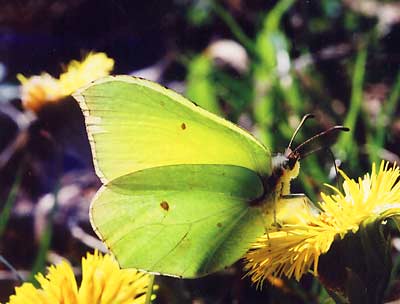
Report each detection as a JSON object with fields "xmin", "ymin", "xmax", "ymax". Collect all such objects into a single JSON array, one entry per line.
[{"xmin": 73, "ymin": 75, "xmax": 347, "ymax": 278}]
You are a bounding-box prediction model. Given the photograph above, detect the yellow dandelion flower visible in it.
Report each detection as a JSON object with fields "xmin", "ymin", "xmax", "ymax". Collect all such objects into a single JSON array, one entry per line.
[
  {"xmin": 244, "ymin": 161, "xmax": 400, "ymax": 285},
  {"xmin": 18, "ymin": 52, "xmax": 114, "ymax": 112},
  {"xmin": 58, "ymin": 52, "xmax": 114, "ymax": 96},
  {"xmin": 7, "ymin": 250, "xmax": 153, "ymax": 304},
  {"xmin": 17, "ymin": 73, "xmax": 61, "ymax": 112}
]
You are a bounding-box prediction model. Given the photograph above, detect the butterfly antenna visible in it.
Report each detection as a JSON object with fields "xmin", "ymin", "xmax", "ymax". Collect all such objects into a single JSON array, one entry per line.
[
  {"xmin": 292, "ymin": 126, "xmax": 349, "ymax": 155},
  {"xmin": 287, "ymin": 114, "xmax": 315, "ymax": 150}
]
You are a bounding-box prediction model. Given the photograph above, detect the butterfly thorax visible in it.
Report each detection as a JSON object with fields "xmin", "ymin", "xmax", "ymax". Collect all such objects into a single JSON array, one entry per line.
[
  {"xmin": 251, "ymin": 152, "xmax": 300, "ymax": 207},
  {"xmin": 272, "ymin": 153, "xmax": 300, "ymax": 197}
]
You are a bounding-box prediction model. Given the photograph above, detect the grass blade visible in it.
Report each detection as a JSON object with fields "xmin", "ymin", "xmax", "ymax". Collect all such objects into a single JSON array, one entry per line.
[
  {"xmin": 28, "ymin": 191, "xmax": 58, "ymax": 284},
  {"xmin": 0, "ymin": 167, "xmax": 22, "ymax": 239},
  {"xmin": 337, "ymin": 46, "xmax": 367, "ymax": 166}
]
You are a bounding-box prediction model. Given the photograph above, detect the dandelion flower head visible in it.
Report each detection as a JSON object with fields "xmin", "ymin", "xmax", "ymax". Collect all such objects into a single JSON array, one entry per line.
[
  {"xmin": 7, "ymin": 250, "xmax": 152, "ymax": 304},
  {"xmin": 18, "ymin": 52, "xmax": 114, "ymax": 112},
  {"xmin": 245, "ymin": 161, "xmax": 400, "ymax": 285}
]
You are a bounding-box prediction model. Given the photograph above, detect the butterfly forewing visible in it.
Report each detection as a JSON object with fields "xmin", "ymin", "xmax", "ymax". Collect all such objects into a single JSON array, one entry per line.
[{"xmin": 74, "ymin": 76, "xmax": 271, "ymax": 184}]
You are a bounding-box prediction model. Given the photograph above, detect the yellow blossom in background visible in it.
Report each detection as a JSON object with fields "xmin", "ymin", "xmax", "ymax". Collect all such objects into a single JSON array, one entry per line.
[
  {"xmin": 58, "ymin": 52, "xmax": 114, "ymax": 96},
  {"xmin": 244, "ymin": 161, "xmax": 400, "ymax": 285},
  {"xmin": 17, "ymin": 52, "xmax": 114, "ymax": 112},
  {"xmin": 7, "ymin": 250, "xmax": 153, "ymax": 304},
  {"xmin": 16, "ymin": 73, "xmax": 61, "ymax": 112}
]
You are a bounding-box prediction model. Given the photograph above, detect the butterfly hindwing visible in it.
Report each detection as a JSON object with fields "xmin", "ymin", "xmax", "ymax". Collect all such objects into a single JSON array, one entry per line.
[{"xmin": 90, "ymin": 164, "xmax": 266, "ymax": 278}]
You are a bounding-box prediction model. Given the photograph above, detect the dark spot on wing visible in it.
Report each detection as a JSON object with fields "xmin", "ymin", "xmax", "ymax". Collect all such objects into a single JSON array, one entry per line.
[
  {"xmin": 160, "ymin": 201, "xmax": 169, "ymax": 211},
  {"xmin": 181, "ymin": 122, "xmax": 186, "ymax": 130},
  {"xmin": 217, "ymin": 222, "xmax": 222, "ymax": 228}
]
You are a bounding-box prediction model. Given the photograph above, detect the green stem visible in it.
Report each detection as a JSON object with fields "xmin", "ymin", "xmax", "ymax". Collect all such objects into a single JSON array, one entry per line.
[
  {"xmin": 28, "ymin": 189, "xmax": 58, "ymax": 284},
  {"xmin": 210, "ymin": 1, "xmax": 256, "ymax": 55},
  {"xmin": 337, "ymin": 46, "xmax": 367, "ymax": 163},
  {"xmin": 0, "ymin": 166, "xmax": 23, "ymax": 239},
  {"xmin": 265, "ymin": 0, "xmax": 295, "ymax": 31},
  {"xmin": 144, "ymin": 274, "xmax": 155, "ymax": 304}
]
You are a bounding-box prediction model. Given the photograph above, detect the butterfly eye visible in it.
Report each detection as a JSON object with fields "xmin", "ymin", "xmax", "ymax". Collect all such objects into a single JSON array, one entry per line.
[
  {"xmin": 286, "ymin": 151, "xmax": 300, "ymax": 170},
  {"xmin": 160, "ymin": 201, "xmax": 169, "ymax": 211}
]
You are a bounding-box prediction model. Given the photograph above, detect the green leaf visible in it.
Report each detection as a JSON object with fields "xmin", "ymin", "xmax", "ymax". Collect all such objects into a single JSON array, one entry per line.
[{"xmin": 186, "ymin": 54, "xmax": 221, "ymax": 115}]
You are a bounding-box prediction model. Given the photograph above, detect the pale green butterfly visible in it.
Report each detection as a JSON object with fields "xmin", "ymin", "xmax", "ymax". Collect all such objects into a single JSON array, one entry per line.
[{"xmin": 73, "ymin": 75, "xmax": 346, "ymax": 278}]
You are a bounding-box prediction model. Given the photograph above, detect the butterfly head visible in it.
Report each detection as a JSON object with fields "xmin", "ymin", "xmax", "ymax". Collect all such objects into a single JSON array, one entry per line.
[{"xmin": 267, "ymin": 114, "xmax": 349, "ymax": 198}]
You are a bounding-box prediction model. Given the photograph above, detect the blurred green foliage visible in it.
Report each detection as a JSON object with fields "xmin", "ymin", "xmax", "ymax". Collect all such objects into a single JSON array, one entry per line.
[{"xmin": 186, "ymin": 54, "xmax": 221, "ymax": 115}]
